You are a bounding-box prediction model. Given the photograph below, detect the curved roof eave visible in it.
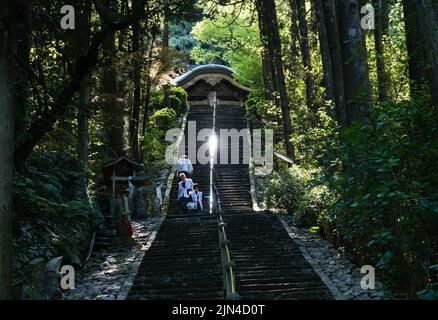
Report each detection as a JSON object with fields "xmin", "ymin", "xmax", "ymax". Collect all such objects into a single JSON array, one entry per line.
[
  {"xmin": 173, "ymin": 64, "xmax": 252, "ymax": 93},
  {"xmin": 174, "ymin": 64, "xmax": 235, "ymax": 85},
  {"xmin": 179, "ymin": 73, "xmax": 252, "ymax": 93}
]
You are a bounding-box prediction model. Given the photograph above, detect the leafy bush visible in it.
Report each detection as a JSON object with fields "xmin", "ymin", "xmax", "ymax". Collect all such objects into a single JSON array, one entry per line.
[
  {"xmin": 150, "ymin": 107, "xmax": 177, "ymax": 130},
  {"xmin": 265, "ymin": 166, "xmax": 312, "ymax": 224},
  {"xmin": 169, "ymin": 95, "xmax": 182, "ymax": 112},
  {"xmin": 293, "ymin": 108, "xmax": 338, "ymax": 165},
  {"xmin": 150, "ymin": 86, "xmax": 188, "ymax": 114},
  {"xmin": 264, "ymin": 97, "xmax": 438, "ymax": 297},
  {"xmin": 170, "ymin": 86, "xmax": 189, "ymax": 112},
  {"xmin": 150, "ymin": 87, "xmax": 164, "ymax": 110},
  {"xmin": 297, "ymin": 184, "xmax": 336, "ymax": 227},
  {"xmin": 12, "ymin": 153, "xmax": 97, "ymax": 272},
  {"xmin": 417, "ymin": 266, "xmax": 438, "ymax": 300},
  {"xmin": 245, "ymin": 90, "xmax": 281, "ymax": 125},
  {"xmin": 245, "ymin": 90, "xmax": 264, "ymax": 118},
  {"xmin": 142, "ymin": 125, "xmax": 167, "ymax": 170},
  {"xmin": 142, "ymin": 106, "xmax": 179, "ymax": 173},
  {"xmin": 321, "ymin": 97, "xmax": 438, "ymax": 296},
  {"xmin": 265, "ymin": 164, "xmax": 336, "ymax": 227}
]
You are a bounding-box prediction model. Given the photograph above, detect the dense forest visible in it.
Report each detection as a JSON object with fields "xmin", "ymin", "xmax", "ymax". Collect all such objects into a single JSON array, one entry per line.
[{"xmin": 0, "ymin": 0, "xmax": 438, "ymax": 300}]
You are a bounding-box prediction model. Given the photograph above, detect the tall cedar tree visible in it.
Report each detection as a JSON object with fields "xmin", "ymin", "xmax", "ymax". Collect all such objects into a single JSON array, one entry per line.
[
  {"xmin": 322, "ymin": 0, "xmax": 347, "ymax": 125},
  {"xmin": 77, "ymin": 0, "xmax": 92, "ymax": 194},
  {"xmin": 256, "ymin": 0, "xmax": 296, "ymax": 161},
  {"xmin": 130, "ymin": 0, "xmax": 142, "ymax": 161},
  {"xmin": 373, "ymin": 0, "xmax": 390, "ymax": 102},
  {"xmin": 0, "ymin": 0, "xmax": 17, "ymax": 299},
  {"xmin": 294, "ymin": 0, "xmax": 316, "ymax": 111},
  {"xmin": 337, "ymin": 0, "xmax": 372, "ymax": 124},
  {"xmin": 13, "ymin": 0, "xmax": 153, "ymax": 169},
  {"xmin": 312, "ymin": 0, "xmax": 336, "ymax": 118},
  {"xmin": 403, "ymin": 0, "xmax": 438, "ymax": 124},
  {"xmin": 256, "ymin": 2, "xmax": 284, "ymax": 138},
  {"xmin": 257, "ymin": 8, "xmax": 276, "ymax": 102}
]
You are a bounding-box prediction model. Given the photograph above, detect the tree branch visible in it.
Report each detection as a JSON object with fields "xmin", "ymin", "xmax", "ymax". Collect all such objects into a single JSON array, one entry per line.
[{"xmin": 14, "ymin": 0, "xmax": 154, "ymax": 169}]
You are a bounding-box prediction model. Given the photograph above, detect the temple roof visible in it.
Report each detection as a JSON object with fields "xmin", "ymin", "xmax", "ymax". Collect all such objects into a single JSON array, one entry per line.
[
  {"xmin": 174, "ymin": 64, "xmax": 234, "ymax": 85},
  {"xmin": 102, "ymin": 155, "xmax": 141, "ymax": 169},
  {"xmin": 173, "ymin": 64, "xmax": 251, "ymax": 92}
]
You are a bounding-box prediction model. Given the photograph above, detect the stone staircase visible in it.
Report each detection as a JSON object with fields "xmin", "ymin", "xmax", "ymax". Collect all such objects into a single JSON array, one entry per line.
[
  {"xmin": 127, "ymin": 105, "xmax": 223, "ymax": 299},
  {"xmin": 127, "ymin": 103, "xmax": 333, "ymax": 300},
  {"xmin": 126, "ymin": 214, "xmax": 223, "ymax": 299},
  {"xmin": 215, "ymin": 105, "xmax": 333, "ymax": 300}
]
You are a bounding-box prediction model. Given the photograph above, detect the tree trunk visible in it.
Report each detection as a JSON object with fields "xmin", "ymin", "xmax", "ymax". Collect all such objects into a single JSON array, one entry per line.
[
  {"xmin": 309, "ymin": 0, "xmax": 319, "ymax": 49},
  {"xmin": 77, "ymin": 75, "xmax": 90, "ymax": 171},
  {"xmin": 13, "ymin": 1, "xmax": 150, "ymax": 169},
  {"xmin": 141, "ymin": 31, "xmax": 157, "ymax": 140},
  {"xmin": 294, "ymin": 0, "xmax": 316, "ymax": 111},
  {"xmin": 14, "ymin": 0, "xmax": 32, "ymax": 137},
  {"xmin": 256, "ymin": 3, "xmax": 282, "ymax": 136},
  {"xmin": 417, "ymin": 0, "xmax": 438, "ymax": 115},
  {"xmin": 140, "ymin": 24, "xmax": 160, "ymax": 162},
  {"xmin": 337, "ymin": 0, "xmax": 372, "ymax": 125},
  {"xmin": 323, "ymin": 0, "xmax": 347, "ymax": 125},
  {"xmin": 141, "ymin": 80, "xmax": 152, "ymax": 138},
  {"xmin": 0, "ymin": 0, "xmax": 17, "ymax": 299},
  {"xmin": 257, "ymin": 7, "xmax": 275, "ymax": 101},
  {"xmin": 403, "ymin": 0, "xmax": 438, "ymax": 121},
  {"xmin": 289, "ymin": 0, "xmax": 301, "ymax": 70},
  {"xmin": 102, "ymin": 33, "xmax": 125, "ymax": 157},
  {"xmin": 402, "ymin": 0, "xmax": 428, "ymax": 96},
  {"xmin": 373, "ymin": 0, "xmax": 390, "ymax": 102},
  {"xmin": 162, "ymin": 1, "xmax": 171, "ymax": 108},
  {"xmin": 257, "ymin": 0, "xmax": 296, "ymax": 161},
  {"xmin": 261, "ymin": 55, "xmax": 275, "ymax": 101},
  {"xmin": 434, "ymin": 0, "xmax": 438, "ymax": 20},
  {"xmin": 312, "ymin": 0, "xmax": 336, "ymax": 118},
  {"xmin": 77, "ymin": 0, "xmax": 92, "ymax": 195},
  {"xmin": 130, "ymin": 6, "xmax": 141, "ymax": 161}
]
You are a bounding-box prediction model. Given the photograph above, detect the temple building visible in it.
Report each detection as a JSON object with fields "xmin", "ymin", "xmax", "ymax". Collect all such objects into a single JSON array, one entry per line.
[{"xmin": 173, "ymin": 64, "xmax": 251, "ymax": 106}]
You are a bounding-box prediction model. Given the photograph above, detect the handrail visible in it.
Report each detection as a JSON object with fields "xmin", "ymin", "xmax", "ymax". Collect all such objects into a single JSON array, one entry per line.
[
  {"xmin": 208, "ymin": 92, "xmax": 239, "ymax": 300},
  {"xmin": 213, "ymin": 185, "xmax": 239, "ymax": 300},
  {"xmin": 274, "ymin": 151, "xmax": 294, "ymax": 164}
]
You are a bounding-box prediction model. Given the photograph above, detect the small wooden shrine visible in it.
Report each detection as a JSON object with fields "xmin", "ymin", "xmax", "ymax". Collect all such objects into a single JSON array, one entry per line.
[
  {"xmin": 101, "ymin": 155, "xmax": 147, "ymax": 244},
  {"xmin": 102, "ymin": 155, "xmax": 144, "ymax": 199}
]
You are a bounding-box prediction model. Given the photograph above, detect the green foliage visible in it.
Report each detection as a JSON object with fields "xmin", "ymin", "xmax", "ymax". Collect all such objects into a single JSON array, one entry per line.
[
  {"xmin": 191, "ymin": 45, "xmax": 224, "ymax": 64},
  {"xmin": 320, "ymin": 97, "xmax": 438, "ymax": 296},
  {"xmin": 142, "ymin": 87, "xmax": 187, "ymax": 174},
  {"xmin": 142, "ymin": 106, "xmax": 179, "ymax": 174},
  {"xmin": 150, "ymin": 107, "xmax": 177, "ymax": 130},
  {"xmin": 265, "ymin": 166, "xmax": 310, "ymax": 223},
  {"xmin": 13, "ymin": 153, "xmax": 97, "ymax": 263},
  {"xmin": 170, "ymin": 86, "xmax": 189, "ymax": 112},
  {"xmin": 265, "ymin": 96, "xmax": 438, "ymax": 297},
  {"xmin": 169, "ymin": 20, "xmax": 198, "ymax": 56},
  {"xmin": 265, "ymin": 166, "xmax": 307, "ymax": 215},
  {"xmin": 169, "ymin": 95, "xmax": 182, "ymax": 111},
  {"xmin": 142, "ymin": 125, "xmax": 167, "ymax": 171},
  {"xmin": 417, "ymin": 283, "xmax": 438, "ymax": 300},
  {"xmin": 150, "ymin": 87, "xmax": 165, "ymax": 110},
  {"xmin": 190, "ymin": 7, "xmax": 263, "ymax": 89},
  {"xmin": 14, "ymin": 0, "xmax": 437, "ymax": 301},
  {"xmin": 366, "ymin": 1, "xmax": 411, "ymax": 102},
  {"xmin": 265, "ymin": 164, "xmax": 336, "ymax": 227},
  {"xmin": 246, "ymin": 90, "xmax": 267, "ymax": 119},
  {"xmin": 20, "ymin": 153, "xmax": 87, "ymax": 200},
  {"xmin": 292, "ymin": 107, "xmax": 338, "ymax": 165},
  {"xmin": 297, "ymin": 184, "xmax": 336, "ymax": 228},
  {"xmin": 417, "ymin": 262, "xmax": 438, "ymax": 300},
  {"xmin": 150, "ymin": 86, "xmax": 188, "ymax": 114}
]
